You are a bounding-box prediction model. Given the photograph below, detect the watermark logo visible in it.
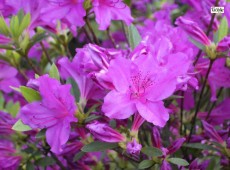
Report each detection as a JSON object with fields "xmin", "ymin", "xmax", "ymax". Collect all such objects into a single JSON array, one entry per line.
[{"xmin": 211, "ymin": 7, "xmax": 224, "ymax": 13}]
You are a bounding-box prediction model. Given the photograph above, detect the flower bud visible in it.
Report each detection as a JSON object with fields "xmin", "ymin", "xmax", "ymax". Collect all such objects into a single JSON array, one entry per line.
[
  {"xmin": 176, "ymin": 17, "xmax": 211, "ymax": 46},
  {"xmin": 152, "ymin": 127, "xmax": 162, "ymax": 148},
  {"xmin": 217, "ymin": 36, "xmax": 230, "ymax": 52},
  {"xmin": 126, "ymin": 139, "xmax": 142, "ymax": 155},
  {"xmin": 86, "ymin": 121, "xmax": 125, "ymax": 143},
  {"xmin": 202, "ymin": 120, "xmax": 224, "ymax": 144},
  {"xmin": 166, "ymin": 138, "xmax": 185, "ymax": 155}
]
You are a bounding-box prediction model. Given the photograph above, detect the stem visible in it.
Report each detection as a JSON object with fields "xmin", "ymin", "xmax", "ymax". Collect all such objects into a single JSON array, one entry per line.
[
  {"xmin": 82, "ymin": 27, "xmax": 93, "ymax": 43},
  {"xmin": 205, "ymin": 87, "xmax": 223, "ymax": 120},
  {"xmin": 106, "ymin": 27, "xmax": 117, "ymax": 48},
  {"xmin": 180, "ymin": 92, "xmax": 184, "ymax": 135},
  {"xmin": 85, "ymin": 17, "xmax": 99, "ymax": 44},
  {"xmin": 12, "ymin": 57, "xmax": 29, "ymax": 80},
  {"xmin": 49, "ymin": 151, "xmax": 67, "ymax": 170},
  {"xmin": 187, "ymin": 60, "xmax": 214, "ymax": 142},
  {"xmin": 121, "ymin": 21, "xmax": 130, "ymax": 47},
  {"xmin": 25, "ymin": 55, "xmax": 41, "ymax": 75},
  {"xmin": 40, "ymin": 42, "xmax": 52, "ymax": 64}
]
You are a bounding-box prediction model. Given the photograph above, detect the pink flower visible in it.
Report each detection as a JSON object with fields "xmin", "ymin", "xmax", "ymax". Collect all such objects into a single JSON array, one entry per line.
[
  {"xmin": 102, "ymin": 46, "xmax": 190, "ymax": 127},
  {"xmin": 20, "ymin": 75, "xmax": 77, "ymax": 153},
  {"xmin": 92, "ymin": 0, "xmax": 133, "ymax": 30}
]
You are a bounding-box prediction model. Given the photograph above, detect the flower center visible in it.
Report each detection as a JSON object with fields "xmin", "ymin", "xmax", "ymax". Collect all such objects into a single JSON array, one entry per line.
[{"xmin": 129, "ymin": 71, "xmax": 153, "ymax": 99}]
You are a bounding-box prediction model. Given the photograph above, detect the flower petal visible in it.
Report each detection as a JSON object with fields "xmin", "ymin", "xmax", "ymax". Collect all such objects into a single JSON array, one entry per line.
[
  {"xmin": 102, "ymin": 90, "xmax": 136, "ymax": 119},
  {"xmin": 46, "ymin": 120, "xmax": 71, "ymax": 154},
  {"xmin": 136, "ymin": 101, "xmax": 169, "ymax": 127}
]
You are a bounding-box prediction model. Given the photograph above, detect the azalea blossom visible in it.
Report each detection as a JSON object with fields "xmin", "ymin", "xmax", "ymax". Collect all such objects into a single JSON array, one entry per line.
[
  {"xmin": 92, "ymin": 0, "xmax": 133, "ymax": 30},
  {"xmin": 102, "ymin": 42, "xmax": 190, "ymax": 127},
  {"xmin": 20, "ymin": 75, "xmax": 77, "ymax": 153}
]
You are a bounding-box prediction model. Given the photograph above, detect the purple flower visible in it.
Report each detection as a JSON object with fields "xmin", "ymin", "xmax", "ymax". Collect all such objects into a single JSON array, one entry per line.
[
  {"xmin": 0, "ymin": 60, "xmax": 20, "ymax": 93},
  {"xmin": 0, "ymin": 111, "xmax": 15, "ymax": 135},
  {"xmin": 207, "ymin": 58, "xmax": 230, "ymax": 101},
  {"xmin": 166, "ymin": 138, "xmax": 186, "ymax": 155},
  {"xmin": 7, "ymin": 0, "xmax": 57, "ymax": 32},
  {"xmin": 0, "ymin": 140, "xmax": 21, "ymax": 169},
  {"xmin": 58, "ymin": 57, "xmax": 105, "ymax": 106},
  {"xmin": 86, "ymin": 121, "xmax": 125, "ymax": 142},
  {"xmin": 0, "ymin": 35, "xmax": 11, "ymax": 45},
  {"xmin": 202, "ymin": 120, "xmax": 224, "ymax": 144},
  {"xmin": 217, "ymin": 36, "xmax": 230, "ymax": 52},
  {"xmin": 176, "ymin": 16, "xmax": 211, "ymax": 46},
  {"xmin": 126, "ymin": 139, "xmax": 142, "ymax": 155},
  {"xmin": 160, "ymin": 160, "xmax": 172, "ymax": 170},
  {"xmin": 152, "ymin": 127, "xmax": 162, "ymax": 149},
  {"xmin": 43, "ymin": 0, "xmax": 86, "ymax": 34},
  {"xmin": 198, "ymin": 98, "xmax": 230, "ymax": 125},
  {"xmin": 92, "ymin": 0, "xmax": 133, "ymax": 30},
  {"xmin": 131, "ymin": 113, "xmax": 145, "ymax": 132},
  {"xmin": 102, "ymin": 43, "xmax": 190, "ymax": 127},
  {"xmin": 20, "ymin": 75, "xmax": 77, "ymax": 153}
]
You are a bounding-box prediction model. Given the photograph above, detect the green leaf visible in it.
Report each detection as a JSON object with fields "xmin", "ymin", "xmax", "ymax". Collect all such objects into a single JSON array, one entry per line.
[
  {"xmin": 5, "ymin": 101, "xmax": 20, "ymax": 117},
  {"xmin": 18, "ymin": 13, "xmax": 30, "ymax": 36},
  {"xmin": 141, "ymin": 146, "xmax": 163, "ymax": 157},
  {"xmin": 168, "ymin": 158, "xmax": 189, "ymax": 166},
  {"xmin": 26, "ymin": 32, "xmax": 47, "ymax": 54},
  {"xmin": 20, "ymin": 86, "xmax": 41, "ymax": 103},
  {"xmin": 183, "ymin": 143, "xmax": 218, "ymax": 151},
  {"xmin": 81, "ymin": 141, "xmax": 118, "ymax": 152},
  {"xmin": 66, "ymin": 78, "xmax": 80, "ymax": 102},
  {"xmin": 0, "ymin": 16, "xmax": 10, "ymax": 36},
  {"xmin": 26, "ymin": 162, "xmax": 35, "ymax": 170},
  {"xmin": 127, "ymin": 24, "xmax": 142, "ymax": 49},
  {"xmin": 138, "ymin": 160, "xmax": 154, "ymax": 169},
  {"xmin": 0, "ymin": 92, "xmax": 4, "ymax": 110},
  {"xmin": 123, "ymin": 0, "xmax": 131, "ymax": 6},
  {"xmin": 35, "ymin": 129, "xmax": 46, "ymax": 139},
  {"xmin": 189, "ymin": 38, "xmax": 205, "ymax": 50},
  {"xmin": 73, "ymin": 151, "xmax": 85, "ymax": 162},
  {"xmin": 84, "ymin": 114, "xmax": 101, "ymax": 123},
  {"xmin": 217, "ymin": 17, "xmax": 228, "ymax": 42},
  {"xmin": 35, "ymin": 157, "xmax": 55, "ymax": 167},
  {"xmin": 0, "ymin": 44, "xmax": 14, "ymax": 50},
  {"xmin": 49, "ymin": 63, "xmax": 60, "ymax": 81},
  {"xmin": 12, "ymin": 119, "xmax": 32, "ymax": 131},
  {"xmin": 10, "ymin": 15, "xmax": 20, "ymax": 38}
]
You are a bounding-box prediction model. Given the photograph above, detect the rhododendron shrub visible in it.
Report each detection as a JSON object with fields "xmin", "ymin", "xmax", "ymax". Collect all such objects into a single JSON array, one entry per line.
[{"xmin": 0, "ymin": 0, "xmax": 229, "ymax": 169}]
